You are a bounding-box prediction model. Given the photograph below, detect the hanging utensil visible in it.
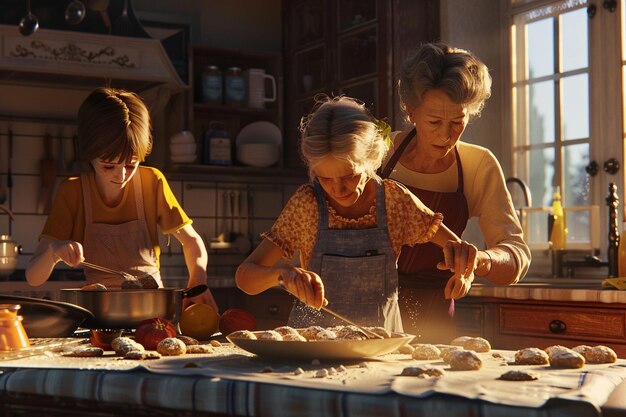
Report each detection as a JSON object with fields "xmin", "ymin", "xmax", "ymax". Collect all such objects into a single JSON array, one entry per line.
[
  {"xmin": 87, "ymin": 0, "xmax": 111, "ymax": 34},
  {"xmin": 65, "ymin": 0, "xmax": 86, "ymax": 25},
  {"xmin": 7, "ymin": 128, "xmax": 13, "ymax": 191},
  {"xmin": 277, "ymin": 277, "xmax": 382, "ymax": 339},
  {"xmin": 112, "ymin": 0, "xmax": 131, "ymax": 36},
  {"xmin": 0, "ymin": 130, "xmax": 7, "ymax": 204},
  {"xmin": 19, "ymin": 0, "xmax": 39, "ymax": 36},
  {"xmin": 234, "ymin": 190, "xmax": 251, "ymax": 253}
]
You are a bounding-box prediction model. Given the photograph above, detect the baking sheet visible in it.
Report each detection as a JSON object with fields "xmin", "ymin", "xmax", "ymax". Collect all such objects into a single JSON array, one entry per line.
[{"xmin": 227, "ymin": 331, "xmax": 414, "ymax": 359}]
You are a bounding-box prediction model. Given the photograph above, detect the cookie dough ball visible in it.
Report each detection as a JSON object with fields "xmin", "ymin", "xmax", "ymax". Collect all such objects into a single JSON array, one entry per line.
[
  {"xmin": 177, "ymin": 335, "xmax": 199, "ymax": 345},
  {"xmin": 186, "ymin": 344, "xmax": 215, "ymax": 354},
  {"xmin": 335, "ymin": 325, "xmax": 368, "ymax": 340},
  {"xmin": 228, "ymin": 330, "xmax": 257, "ymax": 340},
  {"xmin": 124, "ymin": 350, "xmax": 161, "ymax": 360},
  {"xmin": 274, "ymin": 326, "xmax": 306, "ymax": 341},
  {"xmin": 365, "ymin": 326, "xmax": 392, "ymax": 339},
  {"xmin": 499, "ymin": 370, "xmax": 540, "ymax": 381},
  {"xmin": 111, "ymin": 337, "xmax": 144, "ymax": 355},
  {"xmin": 81, "ymin": 283, "xmax": 108, "ymax": 291},
  {"xmin": 546, "ymin": 345, "xmax": 585, "ymax": 368},
  {"xmin": 300, "ymin": 326, "xmax": 336, "ymax": 341},
  {"xmin": 401, "ymin": 366, "xmax": 445, "ymax": 378},
  {"xmin": 257, "ymin": 330, "xmax": 283, "ymax": 341},
  {"xmin": 514, "ymin": 347, "xmax": 550, "ymax": 365},
  {"xmin": 448, "ymin": 350, "xmax": 482, "ymax": 371},
  {"xmin": 156, "ymin": 337, "xmax": 187, "ymax": 356},
  {"xmin": 451, "ymin": 336, "xmax": 490, "ymax": 352},
  {"xmin": 437, "ymin": 345, "xmax": 463, "ymax": 364},
  {"xmin": 575, "ymin": 345, "xmax": 617, "ymax": 364},
  {"xmin": 411, "ymin": 344, "xmax": 442, "ymax": 360},
  {"xmin": 397, "ymin": 344, "xmax": 415, "ymax": 355}
]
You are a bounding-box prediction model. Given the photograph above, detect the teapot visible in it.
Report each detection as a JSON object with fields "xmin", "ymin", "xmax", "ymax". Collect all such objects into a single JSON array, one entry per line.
[{"xmin": 0, "ymin": 205, "xmax": 21, "ymax": 276}]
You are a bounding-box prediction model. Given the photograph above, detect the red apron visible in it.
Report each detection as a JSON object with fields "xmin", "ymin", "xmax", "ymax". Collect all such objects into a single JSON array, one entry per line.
[{"xmin": 381, "ymin": 128, "xmax": 469, "ymax": 343}]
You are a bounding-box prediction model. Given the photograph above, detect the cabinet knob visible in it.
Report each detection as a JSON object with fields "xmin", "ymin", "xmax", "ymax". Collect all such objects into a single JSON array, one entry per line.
[
  {"xmin": 267, "ymin": 305, "xmax": 279, "ymax": 315},
  {"xmin": 549, "ymin": 319, "xmax": 567, "ymax": 334}
]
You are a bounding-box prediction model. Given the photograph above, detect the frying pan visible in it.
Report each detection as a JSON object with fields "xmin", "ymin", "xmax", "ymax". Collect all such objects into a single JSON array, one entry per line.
[
  {"xmin": 59, "ymin": 284, "xmax": 207, "ymax": 329},
  {"xmin": 0, "ymin": 294, "xmax": 94, "ymax": 338}
]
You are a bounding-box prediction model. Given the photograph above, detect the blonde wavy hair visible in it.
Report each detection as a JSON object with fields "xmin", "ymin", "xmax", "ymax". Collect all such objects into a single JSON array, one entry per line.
[
  {"xmin": 299, "ymin": 95, "xmax": 389, "ymax": 181},
  {"xmin": 398, "ymin": 41, "xmax": 492, "ymax": 121},
  {"xmin": 77, "ymin": 87, "xmax": 152, "ymax": 169}
]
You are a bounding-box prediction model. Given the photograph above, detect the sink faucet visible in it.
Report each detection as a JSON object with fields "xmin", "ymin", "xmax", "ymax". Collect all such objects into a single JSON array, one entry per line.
[{"xmin": 505, "ymin": 177, "xmax": 532, "ymax": 217}]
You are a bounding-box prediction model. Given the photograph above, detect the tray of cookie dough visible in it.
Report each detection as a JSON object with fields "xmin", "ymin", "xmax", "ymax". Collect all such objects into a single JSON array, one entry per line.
[{"xmin": 226, "ymin": 325, "xmax": 415, "ymax": 359}]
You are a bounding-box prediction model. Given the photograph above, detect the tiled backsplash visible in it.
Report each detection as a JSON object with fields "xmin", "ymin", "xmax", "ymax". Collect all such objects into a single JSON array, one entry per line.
[{"xmin": 0, "ymin": 120, "xmax": 305, "ymax": 289}]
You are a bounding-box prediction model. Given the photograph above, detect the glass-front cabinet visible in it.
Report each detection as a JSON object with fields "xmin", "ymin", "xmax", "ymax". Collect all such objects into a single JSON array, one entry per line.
[
  {"xmin": 283, "ymin": 0, "xmax": 393, "ymax": 169},
  {"xmin": 507, "ymin": 0, "xmax": 625, "ymax": 277}
]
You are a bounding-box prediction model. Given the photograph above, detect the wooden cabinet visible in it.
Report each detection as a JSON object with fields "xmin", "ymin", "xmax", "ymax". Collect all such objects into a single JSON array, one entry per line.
[
  {"xmin": 243, "ymin": 289, "xmax": 293, "ymax": 330},
  {"xmin": 169, "ymin": 46, "xmax": 284, "ymax": 173},
  {"xmin": 456, "ymin": 297, "xmax": 626, "ymax": 357},
  {"xmin": 282, "ymin": 0, "xmax": 440, "ymax": 169}
]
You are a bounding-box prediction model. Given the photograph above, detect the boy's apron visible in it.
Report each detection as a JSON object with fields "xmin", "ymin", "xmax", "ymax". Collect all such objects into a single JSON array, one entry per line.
[
  {"xmin": 81, "ymin": 172, "xmax": 162, "ymax": 289},
  {"xmin": 381, "ymin": 128, "xmax": 469, "ymax": 342},
  {"xmin": 287, "ymin": 180, "xmax": 402, "ymax": 332}
]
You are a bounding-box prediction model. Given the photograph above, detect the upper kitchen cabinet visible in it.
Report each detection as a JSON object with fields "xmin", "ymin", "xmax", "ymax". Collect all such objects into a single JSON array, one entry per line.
[
  {"xmin": 167, "ymin": 46, "xmax": 287, "ymax": 177},
  {"xmin": 282, "ymin": 0, "xmax": 439, "ymax": 169}
]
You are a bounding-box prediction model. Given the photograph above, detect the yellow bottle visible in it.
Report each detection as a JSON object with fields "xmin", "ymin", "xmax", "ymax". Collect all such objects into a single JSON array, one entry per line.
[
  {"xmin": 619, "ymin": 221, "xmax": 626, "ymax": 277},
  {"xmin": 550, "ymin": 186, "xmax": 567, "ymax": 249}
]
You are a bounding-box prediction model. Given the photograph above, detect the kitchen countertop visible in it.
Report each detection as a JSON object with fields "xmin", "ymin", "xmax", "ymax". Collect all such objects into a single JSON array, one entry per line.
[
  {"xmin": 2, "ymin": 338, "xmax": 626, "ymax": 416},
  {"xmin": 468, "ymin": 278, "xmax": 626, "ymax": 303}
]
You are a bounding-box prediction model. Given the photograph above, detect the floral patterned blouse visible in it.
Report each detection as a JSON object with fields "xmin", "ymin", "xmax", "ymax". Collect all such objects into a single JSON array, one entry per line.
[{"xmin": 261, "ymin": 179, "xmax": 443, "ymax": 268}]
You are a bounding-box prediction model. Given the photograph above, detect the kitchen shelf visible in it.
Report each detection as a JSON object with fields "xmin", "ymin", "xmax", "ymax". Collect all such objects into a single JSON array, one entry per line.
[{"xmin": 166, "ymin": 164, "xmax": 307, "ymax": 181}]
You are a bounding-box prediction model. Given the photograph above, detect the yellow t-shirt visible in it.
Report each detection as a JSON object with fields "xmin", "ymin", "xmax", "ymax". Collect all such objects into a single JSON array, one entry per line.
[{"xmin": 40, "ymin": 166, "xmax": 191, "ymax": 267}]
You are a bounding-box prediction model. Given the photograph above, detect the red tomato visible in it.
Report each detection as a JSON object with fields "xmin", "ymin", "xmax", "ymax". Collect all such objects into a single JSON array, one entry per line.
[
  {"xmin": 90, "ymin": 329, "xmax": 123, "ymax": 350},
  {"xmin": 219, "ymin": 308, "xmax": 257, "ymax": 336},
  {"xmin": 134, "ymin": 317, "xmax": 177, "ymax": 350}
]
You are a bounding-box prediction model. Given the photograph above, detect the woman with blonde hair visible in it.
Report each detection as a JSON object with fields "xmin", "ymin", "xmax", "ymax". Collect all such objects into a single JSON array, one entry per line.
[{"xmin": 236, "ymin": 95, "xmax": 479, "ymax": 331}]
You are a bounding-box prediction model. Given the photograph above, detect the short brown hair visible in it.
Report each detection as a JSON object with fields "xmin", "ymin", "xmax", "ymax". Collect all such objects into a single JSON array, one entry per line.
[
  {"xmin": 398, "ymin": 41, "xmax": 492, "ymax": 120},
  {"xmin": 77, "ymin": 87, "xmax": 152, "ymax": 168}
]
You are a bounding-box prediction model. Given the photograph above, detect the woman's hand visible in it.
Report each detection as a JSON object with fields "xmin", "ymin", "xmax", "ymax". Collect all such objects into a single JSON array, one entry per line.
[
  {"xmin": 437, "ymin": 240, "xmax": 478, "ymax": 299},
  {"xmin": 50, "ymin": 240, "xmax": 84, "ymax": 267},
  {"xmin": 278, "ymin": 266, "xmax": 326, "ymax": 310}
]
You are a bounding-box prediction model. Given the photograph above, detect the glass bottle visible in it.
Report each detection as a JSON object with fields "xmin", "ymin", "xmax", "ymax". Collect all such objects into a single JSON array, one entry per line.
[
  {"xmin": 224, "ymin": 67, "xmax": 246, "ymax": 107},
  {"xmin": 0, "ymin": 304, "xmax": 30, "ymax": 351},
  {"xmin": 550, "ymin": 186, "xmax": 567, "ymax": 250},
  {"xmin": 203, "ymin": 121, "xmax": 232, "ymax": 166},
  {"xmin": 201, "ymin": 65, "xmax": 223, "ymax": 104}
]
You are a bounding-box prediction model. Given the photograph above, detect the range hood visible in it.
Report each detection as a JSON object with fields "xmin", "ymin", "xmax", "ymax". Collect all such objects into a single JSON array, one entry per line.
[{"xmin": 0, "ymin": 24, "xmax": 187, "ymax": 92}]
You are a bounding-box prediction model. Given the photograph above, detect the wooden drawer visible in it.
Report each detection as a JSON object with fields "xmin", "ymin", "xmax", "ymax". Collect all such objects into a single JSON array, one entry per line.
[
  {"xmin": 244, "ymin": 291, "xmax": 293, "ymax": 329},
  {"xmin": 499, "ymin": 304, "xmax": 626, "ymax": 342},
  {"xmin": 455, "ymin": 303, "xmax": 484, "ymax": 335}
]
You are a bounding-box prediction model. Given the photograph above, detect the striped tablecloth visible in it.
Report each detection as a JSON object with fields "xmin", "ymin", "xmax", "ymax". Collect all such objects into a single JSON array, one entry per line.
[{"xmin": 1, "ymin": 342, "xmax": 626, "ymax": 417}]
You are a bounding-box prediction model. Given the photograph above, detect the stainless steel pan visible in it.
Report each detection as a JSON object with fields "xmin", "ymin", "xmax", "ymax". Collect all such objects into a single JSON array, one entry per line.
[{"xmin": 59, "ymin": 284, "xmax": 207, "ymax": 329}]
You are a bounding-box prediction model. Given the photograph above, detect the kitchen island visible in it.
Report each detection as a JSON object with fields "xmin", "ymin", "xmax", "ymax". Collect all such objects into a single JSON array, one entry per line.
[{"xmin": 2, "ymin": 338, "xmax": 626, "ymax": 417}]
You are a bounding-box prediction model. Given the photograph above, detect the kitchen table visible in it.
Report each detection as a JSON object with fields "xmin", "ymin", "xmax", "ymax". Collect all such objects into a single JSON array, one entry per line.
[{"xmin": 2, "ymin": 338, "xmax": 626, "ymax": 417}]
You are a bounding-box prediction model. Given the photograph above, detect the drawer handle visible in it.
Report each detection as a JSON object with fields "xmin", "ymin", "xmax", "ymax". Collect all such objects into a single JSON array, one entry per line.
[
  {"xmin": 267, "ymin": 305, "xmax": 279, "ymax": 315},
  {"xmin": 549, "ymin": 319, "xmax": 567, "ymax": 334}
]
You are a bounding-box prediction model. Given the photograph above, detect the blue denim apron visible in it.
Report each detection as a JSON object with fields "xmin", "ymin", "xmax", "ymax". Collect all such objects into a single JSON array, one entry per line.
[{"xmin": 287, "ymin": 180, "xmax": 403, "ymax": 332}]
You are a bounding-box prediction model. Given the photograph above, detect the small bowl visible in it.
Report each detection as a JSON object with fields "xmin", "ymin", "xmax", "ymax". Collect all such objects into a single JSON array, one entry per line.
[{"xmin": 236, "ymin": 143, "xmax": 279, "ymax": 167}]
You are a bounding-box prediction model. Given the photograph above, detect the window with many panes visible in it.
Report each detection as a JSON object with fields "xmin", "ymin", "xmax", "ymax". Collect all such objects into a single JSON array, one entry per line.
[{"xmin": 508, "ymin": 0, "xmax": 623, "ymax": 274}]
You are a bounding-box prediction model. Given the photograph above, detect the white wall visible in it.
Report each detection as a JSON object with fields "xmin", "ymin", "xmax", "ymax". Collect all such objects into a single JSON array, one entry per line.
[{"xmin": 440, "ymin": 0, "xmax": 509, "ymax": 247}]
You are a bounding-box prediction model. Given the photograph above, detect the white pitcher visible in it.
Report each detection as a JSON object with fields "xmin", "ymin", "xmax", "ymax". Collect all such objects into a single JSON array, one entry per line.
[{"xmin": 244, "ymin": 68, "xmax": 276, "ymax": 109}]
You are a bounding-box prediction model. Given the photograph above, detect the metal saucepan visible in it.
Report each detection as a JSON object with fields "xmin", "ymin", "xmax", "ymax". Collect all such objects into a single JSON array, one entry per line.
[
  {"xmin": 59, "ymin": 284, "xmax": 207, "ymax": 329},
  {"xmin": 0, "ymin": 294, "xmax": 94, "ymax": 338}
]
